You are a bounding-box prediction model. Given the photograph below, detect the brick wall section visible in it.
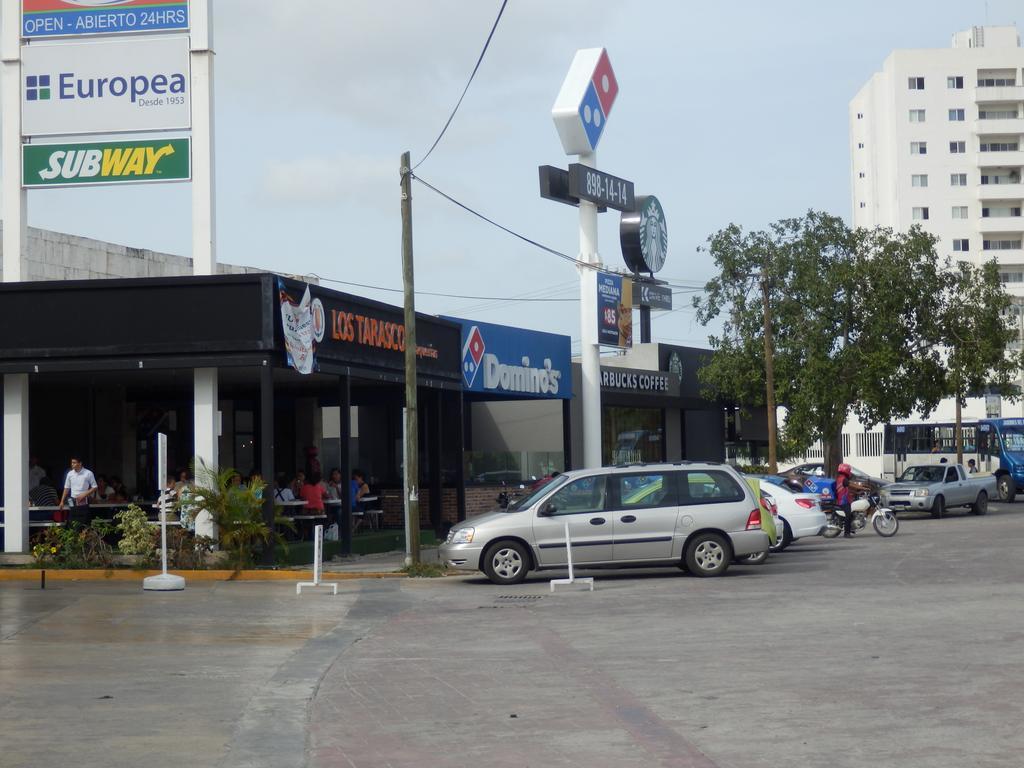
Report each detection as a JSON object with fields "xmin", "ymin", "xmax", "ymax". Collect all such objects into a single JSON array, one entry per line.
[{"xmin": 377, "ymin": 485, "xmax": 505, "ymax": 528}]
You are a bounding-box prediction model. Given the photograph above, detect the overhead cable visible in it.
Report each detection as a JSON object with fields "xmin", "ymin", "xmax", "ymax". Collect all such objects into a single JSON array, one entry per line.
[{"xmin": 411, "ymin": 0, "xmax": 509, "ymax": 173}]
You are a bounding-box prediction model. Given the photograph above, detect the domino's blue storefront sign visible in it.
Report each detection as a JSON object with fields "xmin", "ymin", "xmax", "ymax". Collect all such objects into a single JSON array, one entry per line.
[{"xmin": 443, "ymin": 317, "xmax": 571, "ymax": 400}]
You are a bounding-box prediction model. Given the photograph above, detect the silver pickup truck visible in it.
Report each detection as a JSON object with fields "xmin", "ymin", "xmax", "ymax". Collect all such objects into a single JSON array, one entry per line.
[{"xmin": 880, "ymin": 463, "xmax": 996, "ymax": 518}]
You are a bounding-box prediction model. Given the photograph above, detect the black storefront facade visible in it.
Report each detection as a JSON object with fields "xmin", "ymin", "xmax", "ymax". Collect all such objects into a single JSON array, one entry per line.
[
  {"xmin": 0, "ymin": 274, "xmax": 465, "ymax": 553},
  {"xmin": 568, "ymin": 343, "xmax": 769, "ymax": 467}
]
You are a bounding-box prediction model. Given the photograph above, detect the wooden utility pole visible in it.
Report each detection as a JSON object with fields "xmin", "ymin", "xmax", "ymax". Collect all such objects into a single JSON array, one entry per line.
[
  {"xmin": 400, "ymin": 151, "xmax": 420, "ymax": 564},
  {"xmin": 760, "ymin": 275, "xmax": 778, "ymax": 473}
]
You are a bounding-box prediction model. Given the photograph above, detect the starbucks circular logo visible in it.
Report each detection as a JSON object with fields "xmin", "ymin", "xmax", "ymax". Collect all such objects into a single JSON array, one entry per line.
[
  {"xmin": 639, "ymin": 196, "xmax": 668, "ymax": 273},
  {"xmin": 620, "ymin": 194, "xmax": 669, "ymax": 275}
]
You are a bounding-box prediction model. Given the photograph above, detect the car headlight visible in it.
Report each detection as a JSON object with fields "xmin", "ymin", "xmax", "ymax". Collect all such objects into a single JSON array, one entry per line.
[
  {"xmin": 448, "ymin": 527, "xmax": 475, "ymax": 544},
  {"xmin": 912, "ymin": 489, "xmax": 929, "ymax": 497}
]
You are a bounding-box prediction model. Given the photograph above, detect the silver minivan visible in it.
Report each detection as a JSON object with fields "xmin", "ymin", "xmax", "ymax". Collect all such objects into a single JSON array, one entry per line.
[{"xmin": 440, "ymin": 462, "xmax": 771, "ymax": 585}]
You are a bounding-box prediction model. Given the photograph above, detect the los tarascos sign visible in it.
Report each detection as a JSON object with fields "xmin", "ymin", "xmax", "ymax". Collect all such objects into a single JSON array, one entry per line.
[
  {"xmin": 21, "ymin": 35, "xmax": 191, "ymax": 136},
  {"xmin": 277, "ymin": 279, "xmax": 459, "ymax": 379},
  {"xmin": 22, "ymin": 0, "xmax": 189, "ymax": 39},
  {"xmin": 444, "ymin": 317, "xmax": 572, "ymax": 399},
  {"xmin": 22, "ymin": 138, "xmax": 190, "ymax": 188}
]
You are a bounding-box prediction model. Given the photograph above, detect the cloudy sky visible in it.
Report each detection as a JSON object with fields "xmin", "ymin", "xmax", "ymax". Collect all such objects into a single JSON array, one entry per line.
[{"xmin": 11, "ymin": 0, "xmax": 1022, "ymax": 350}]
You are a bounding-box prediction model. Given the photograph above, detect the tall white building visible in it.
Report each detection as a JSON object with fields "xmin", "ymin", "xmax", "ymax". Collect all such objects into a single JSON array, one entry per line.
[
  {"xmin": 784, "ymin": 26, "xmax": 1024, "ymax": 477},
  {"xmin": 851, "ymin": 25, "xmax": 1024, "ymax": 292}
]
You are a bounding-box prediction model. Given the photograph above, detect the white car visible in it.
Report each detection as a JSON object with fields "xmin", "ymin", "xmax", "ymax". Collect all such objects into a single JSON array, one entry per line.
[{"xmin": 756, "ymin": 478, "xmax": 828, "ymax": 551}]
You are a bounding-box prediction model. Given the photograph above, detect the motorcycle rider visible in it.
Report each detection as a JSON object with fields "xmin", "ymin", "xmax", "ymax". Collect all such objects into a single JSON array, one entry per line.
[{"xmin": 836, "ymin": 463, "xmax": 854, "ymax": 538}]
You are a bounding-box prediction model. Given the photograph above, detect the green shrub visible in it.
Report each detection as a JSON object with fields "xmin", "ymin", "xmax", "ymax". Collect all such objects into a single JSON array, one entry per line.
[{"xmin": 115, "ymin": 504, "xmax": 158, "ymax": 558}]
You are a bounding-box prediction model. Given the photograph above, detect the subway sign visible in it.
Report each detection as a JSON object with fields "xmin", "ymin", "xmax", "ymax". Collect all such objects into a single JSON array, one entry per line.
[
  {"xmin": 21, "ymin": 36, "xmax": 191, "ymax": 136},
  {"xmin": 23, "ymin": 138, "xmax": 191, "ymax": 188},
  {"xmin": 22, "ymin": 0, "xmax": 189, "ymax": 39}
]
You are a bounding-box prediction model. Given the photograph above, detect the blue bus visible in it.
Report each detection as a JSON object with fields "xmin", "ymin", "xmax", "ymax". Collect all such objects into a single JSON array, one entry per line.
[{"xmin": 883, "ymin": 418, "xmax": 1024, "ymax": 501}]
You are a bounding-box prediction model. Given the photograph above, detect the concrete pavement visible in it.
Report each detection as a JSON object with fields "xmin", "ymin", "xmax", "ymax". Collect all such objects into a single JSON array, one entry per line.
[{"xmin": 1, "ymin": 504, "xmax": 1023, "ymax": 767}]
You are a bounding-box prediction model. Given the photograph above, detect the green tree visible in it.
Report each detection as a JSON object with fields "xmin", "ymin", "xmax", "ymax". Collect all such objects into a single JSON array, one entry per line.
[
  {"xmin": 941, "ymin": 259, "xmax": 1024, "ymax": 463},
  {"xmin": 694, "ymin": 211, "xmax": 950, "ymax": 475}
]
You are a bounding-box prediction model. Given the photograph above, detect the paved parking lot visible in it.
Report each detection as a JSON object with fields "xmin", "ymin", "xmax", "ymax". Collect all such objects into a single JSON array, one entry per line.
[{"xmin": 2, "ymin": 503, "xmax": 1023, "ymax": 768}]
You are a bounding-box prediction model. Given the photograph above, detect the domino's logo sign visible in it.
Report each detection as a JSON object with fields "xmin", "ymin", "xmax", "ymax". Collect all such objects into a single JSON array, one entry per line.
[
  {"xmin": 578, "ymin": 51, "xmax": 618, "ymax": 150},
  {"xmin": 552, "ymin": 48, "xmax": 620, "ymax": 155},
  {"xmin": 462, "ymin": 325, "xmax": 486, "ymax": 388}
]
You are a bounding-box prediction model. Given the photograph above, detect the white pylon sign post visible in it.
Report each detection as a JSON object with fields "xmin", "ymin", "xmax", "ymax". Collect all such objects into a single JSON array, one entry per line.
[
  {"xmin": 144, "ymin": 432, "xmax": 186, "ymax": 591},
  {"xmin": 552, "ymin": 49, "xmax": 620, "ymax": 469}
]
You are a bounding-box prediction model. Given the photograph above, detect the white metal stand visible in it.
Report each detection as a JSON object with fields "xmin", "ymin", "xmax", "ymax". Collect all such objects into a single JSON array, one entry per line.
[
  {"xmin": 549, "ymin": 519, "xmax": 594, "ymax": 592},
  {"xmin": 144, "ymin": 433, "xmax": 185, "ymax": 591},
  {"xmin": 297, "ymin": 525, "xmax": 337, "ymax": 595}
]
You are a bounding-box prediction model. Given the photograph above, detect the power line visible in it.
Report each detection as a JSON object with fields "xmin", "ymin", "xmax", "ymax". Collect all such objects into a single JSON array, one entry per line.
[
  {"xmin": 411, "ymin": 0, "xmax": 509, "ymax": 173},
  {"xmin": 308, "ymin": 273, "xmax": 578, "ymax": 303},
  {"xmin": 413, "ymin": 173, "xmax": 596, "ymax": 270}
]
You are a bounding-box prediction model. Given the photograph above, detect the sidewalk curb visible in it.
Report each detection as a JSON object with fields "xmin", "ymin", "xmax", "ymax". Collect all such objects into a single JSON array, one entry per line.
[{"xmin": 0, "ymin": 568, "xmax": 405, "ymax": 582}]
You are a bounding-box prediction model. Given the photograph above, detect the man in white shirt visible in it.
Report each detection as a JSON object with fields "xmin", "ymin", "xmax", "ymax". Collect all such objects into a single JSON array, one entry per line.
[{"xmin": 59, "ymin": 456, "xmax": 98, "ymax": 509}]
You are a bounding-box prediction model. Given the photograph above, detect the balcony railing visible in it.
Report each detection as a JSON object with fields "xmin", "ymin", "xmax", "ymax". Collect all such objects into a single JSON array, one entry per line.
[{"xmin": 974, "ymin": 85, "xmax": 1024, "ymax": 102}]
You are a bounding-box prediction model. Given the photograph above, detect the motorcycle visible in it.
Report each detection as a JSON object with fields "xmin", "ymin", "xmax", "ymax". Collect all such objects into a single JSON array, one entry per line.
[{"xmin": 822, "ymin": 493, "xmax": 899, "ymax": 538}]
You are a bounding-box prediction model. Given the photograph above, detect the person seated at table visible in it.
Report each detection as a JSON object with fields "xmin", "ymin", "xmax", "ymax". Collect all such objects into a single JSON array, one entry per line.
[
  {"xmin": 108, "ymin": 477, "xmax": 128, "ymax": 502},
  {"xmin": 274, "ymin": 473, "xmax": 295, "ymax": 503},
  {"xmin": 95, "ymin": 475, "xmax": 116, "ymax": 501},
  {"xmin": 299, "ymin": 472, "xmax": 328, "ymax": 514},
  {"xmin": 28, "ymin": 476, "xmax": 59, "ymax": 509},
  {"xmin": 325, "ymin": 468, "xmax": 343, "ymax": 501},
  {"xmin": 174, "ymin": 469, "xmax": 191, "ymax": 494},
  {"xmin": 291, "ymin": 470, "xmax": 306, "ymax": 499}
]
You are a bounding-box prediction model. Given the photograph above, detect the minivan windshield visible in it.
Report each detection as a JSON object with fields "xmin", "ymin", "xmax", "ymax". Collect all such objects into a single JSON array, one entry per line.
[{"xmin": 507, "ymin": 475, "xmax": 569, "ymax": 511}]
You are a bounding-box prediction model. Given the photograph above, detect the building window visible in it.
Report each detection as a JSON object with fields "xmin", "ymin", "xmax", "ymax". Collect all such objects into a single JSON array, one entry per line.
[
  {"xmin": 950, "ymin": 173, "xmax": 968, "ymax": 186},
  {"xmin": 947, "ymin": 75, "xmax": 964, "ymax": 89},
  {"xmin": 912, "ymin": 207, "xmax": 930, "ymax": 220},
  {"xmin": 978, "ymin": 77, "xmax": 1017, "ymax": 87},
  {"xmin": 859, "ymin": 171, "xmax": 866, "ymax": 178},
  {"xmin": 908, "ymin": 76, "xmax": 925, "ymax": 90},
  {"xmin": 981, "ymin": 173, "xmax": 1019, "ymax": 185},
  {"xmin": 982, "ymin": 206, "xmax": 1023, "ymax": 218},
  {"xmin": 980, "ymin": 109, "xmax": 1020, "ymax": 120},
  {"xmin": 859, "ymin": 202, "xmax": 866, "ymax": 209},
  {"xmin": 910, "ymin": 141, "xmax": 927, "ymax": 155},
  {"xmin": 948, "ymin": 108, "xmax": 965, "ymax": 121},
  {"xmin": 1000, "ymin": 271, "xmax": 1024, "ymax": 284},
  {"xmin": 857, "ymin": 432, "xmax": 884, "ymax": 457},
  {"xmin": 984, "ymin": 240, "xmax": 1023, "ymax": 251},
  {"xmin": 950, "ymin": 141, "xmax": 966, "ymax": 153},
  {"xmin": 952, "ymin": 206, "xmax": 969, "ymax": 219},
  {"xmin": 857, "ymin": 112, "xmax": 864, "ymax": 119},
  {"xmin": 953, "ymin": 239, "xmax": 970, "ymax": 252},
  {"xmin": 912, "ymin": 174, "xmax": 928, "ymax": 187},
  {"xmin": 909, "ymin": 109, "xmax": 926, "ymax": 122},
  {"xmin": 981, "ymin": 142, "xmax": 1019, "ymax": 152}
]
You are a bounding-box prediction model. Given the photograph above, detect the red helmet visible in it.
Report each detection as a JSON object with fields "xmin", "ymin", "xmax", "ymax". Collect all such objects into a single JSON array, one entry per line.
[{"xmin": 837, "ymin": 463, "xmax": 852, "ymax": 477}]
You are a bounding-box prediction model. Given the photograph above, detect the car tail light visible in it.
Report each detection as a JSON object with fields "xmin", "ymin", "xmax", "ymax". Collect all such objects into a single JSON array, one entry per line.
[
  {"xmin": 746, "ymin": 508, "xmax": 761, "ymax": 530},
  {"xmin": 795, "ymin": 498, "xmax": 815, "ymax": 509}
]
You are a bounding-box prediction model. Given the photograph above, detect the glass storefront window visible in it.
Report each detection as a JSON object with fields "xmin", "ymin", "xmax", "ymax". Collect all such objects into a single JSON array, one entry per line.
[{"xmin": 603, "ymin": 407, "xmax": 663, "ymax": 465}]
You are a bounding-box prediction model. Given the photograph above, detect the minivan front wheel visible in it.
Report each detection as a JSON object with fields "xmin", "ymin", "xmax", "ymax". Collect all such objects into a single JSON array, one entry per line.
[
  {"xmin": 685, "ymin": 533, "xmax": 731, "ymax": 577},
  {"xmin": 483, "ymin": 540, "xmax": 530, "ymax": 585}
]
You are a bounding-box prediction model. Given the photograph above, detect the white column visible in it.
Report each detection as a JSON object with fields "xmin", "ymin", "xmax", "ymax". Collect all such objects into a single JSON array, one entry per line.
[
  {"xmin": 577, "ymin": 152, "xmax": 603, "ymax": 468},
  {"xmin": 190, "ymin": 1, "xmax": 218, "ymax": 540},
  {"xmin": 2, "ymin": 0, "xmax": 26, "ymax": 283},
  {"xmin": 4, "ymin": 375, "xmax": 29, "ymax": 553},
  {"xmin": 193, "ymin": 367, "xmax": 218, "ymax": 539},
  {"xmin": 190, "ymin": 0, "xmax": 216, "ymax": 276}
]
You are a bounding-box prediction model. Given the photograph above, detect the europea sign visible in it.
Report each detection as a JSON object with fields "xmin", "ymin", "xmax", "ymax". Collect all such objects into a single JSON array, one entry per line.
[
  {"xmin": 22, "ymin": 0, "xmax": 190, "ymax": 39},
  {"xmin": 23, "ymin": 138, "xmax": 191, "ymax": 188},
  {"xmin": 21, "ymin": 35, "xmax": 191, "ymax": 136}
]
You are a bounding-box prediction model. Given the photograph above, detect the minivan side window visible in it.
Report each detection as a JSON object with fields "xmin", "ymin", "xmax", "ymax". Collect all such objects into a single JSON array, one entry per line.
[
  {"xmin": 677, "ymin": 471, "xmax": 745, "ymax": 505},
  {"xmin": 613, "ymin": 473, "xmax": 676, "ymax": 509},
  {"xmin": 544, "ymin": 476, "xmax": 607, "ymax": 516}
]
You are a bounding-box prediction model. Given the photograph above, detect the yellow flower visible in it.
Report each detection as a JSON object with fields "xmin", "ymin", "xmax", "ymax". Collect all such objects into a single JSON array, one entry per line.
[{"xmin": 50, "ymin": 547, "xmax": 57, "ymax": 554}]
